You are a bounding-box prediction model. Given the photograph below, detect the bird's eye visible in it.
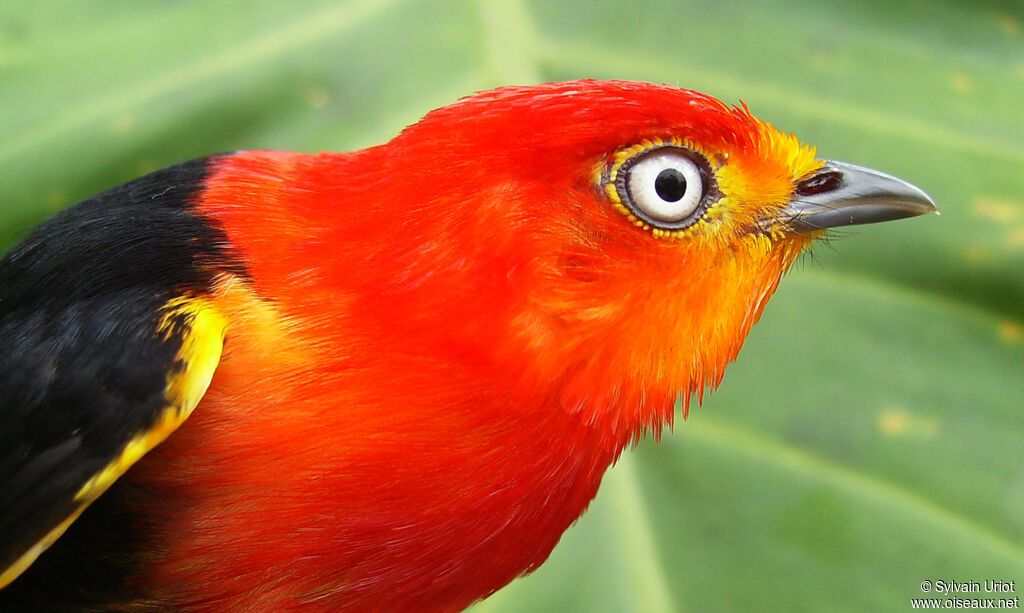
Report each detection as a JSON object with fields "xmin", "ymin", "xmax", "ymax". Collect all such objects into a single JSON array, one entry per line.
[{"xmin": 616, "ymin": 147, "xmax": 711, "ymax": 229}]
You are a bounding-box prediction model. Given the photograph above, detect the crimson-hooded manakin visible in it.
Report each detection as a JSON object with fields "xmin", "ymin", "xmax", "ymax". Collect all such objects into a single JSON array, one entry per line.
[{"xmin": 0, "ymin": 80, "xmax": 936, "ymax": 612}]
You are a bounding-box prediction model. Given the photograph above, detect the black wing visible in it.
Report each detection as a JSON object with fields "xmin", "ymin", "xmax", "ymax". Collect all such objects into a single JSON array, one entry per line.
[{"xmin": 0, "ymin": 158, "xmax": 237, "ymax": 589}]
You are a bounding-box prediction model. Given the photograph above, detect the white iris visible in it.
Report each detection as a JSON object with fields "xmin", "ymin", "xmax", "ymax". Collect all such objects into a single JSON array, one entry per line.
[{"xmin": 625, "ymin": 150, "xmax": 705, "ymax": 224}]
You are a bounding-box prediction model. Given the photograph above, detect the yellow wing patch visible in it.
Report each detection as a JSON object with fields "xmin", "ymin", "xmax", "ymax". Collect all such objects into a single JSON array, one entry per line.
[
  {"xmin": 74, "ymin": 298, "xmax": 227, "ymax": 503},
  {"xmin": 0, "ymin": 298, "xmax": 227, "ymax": 590}
]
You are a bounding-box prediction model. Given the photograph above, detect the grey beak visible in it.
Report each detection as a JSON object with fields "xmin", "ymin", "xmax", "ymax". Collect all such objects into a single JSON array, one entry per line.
[{"xmin": 775, "ymin": 160, "xmax": 938, "ymax": 233}]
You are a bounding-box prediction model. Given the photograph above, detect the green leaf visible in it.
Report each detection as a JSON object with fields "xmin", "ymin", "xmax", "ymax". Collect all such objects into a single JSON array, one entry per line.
[{"xmin": 3, "ymin": 1, "xmax": 1021, "ymax": 611}]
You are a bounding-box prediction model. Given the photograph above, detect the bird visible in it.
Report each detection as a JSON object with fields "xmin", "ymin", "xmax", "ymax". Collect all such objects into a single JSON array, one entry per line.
[{"xmin": 0, "ymin": 79, "xmax": 936, "ymax": 612}]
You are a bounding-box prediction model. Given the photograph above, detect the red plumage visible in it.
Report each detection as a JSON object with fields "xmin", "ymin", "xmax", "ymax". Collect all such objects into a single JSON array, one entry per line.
[
  {"xmin": 0, "ymin": 80, "xmax": 935, "ymax": 611},
  {"xmin": 127, "ymin": 82, "xmax": 803, "ymax": 610}
]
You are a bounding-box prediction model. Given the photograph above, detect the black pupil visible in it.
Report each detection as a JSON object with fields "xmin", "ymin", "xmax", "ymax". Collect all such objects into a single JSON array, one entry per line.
[{"xmin": 654, "ymin": 168, "xmax": 687, "ymax": 202}]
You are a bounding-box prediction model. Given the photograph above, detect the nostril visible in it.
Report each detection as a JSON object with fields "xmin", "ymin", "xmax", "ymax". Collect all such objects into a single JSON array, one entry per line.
[{"xmin": 795, "ymin": 170, "xmax": 843, "ymax": 197}]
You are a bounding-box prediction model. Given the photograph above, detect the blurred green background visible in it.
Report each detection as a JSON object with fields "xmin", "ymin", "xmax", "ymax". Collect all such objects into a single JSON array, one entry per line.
[{"xmin": 2, "ymin": 1, "xmax": 1021, "ymax": 611}]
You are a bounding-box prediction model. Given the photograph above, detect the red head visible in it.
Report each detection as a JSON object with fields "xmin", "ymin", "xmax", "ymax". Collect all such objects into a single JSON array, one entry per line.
[
  {"xmin": 159, "ymin": 79, "xmax": 934, "ymax": 610},
  {"xmin": 250, "ymin": 81, "xmax": 824, "ymax": 441}
]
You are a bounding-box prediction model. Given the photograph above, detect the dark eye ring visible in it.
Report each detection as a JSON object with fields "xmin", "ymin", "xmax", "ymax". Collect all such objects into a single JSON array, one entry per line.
[{"xmin": 615, "ymin": 147, "xmax": 712, "ymax": 230}]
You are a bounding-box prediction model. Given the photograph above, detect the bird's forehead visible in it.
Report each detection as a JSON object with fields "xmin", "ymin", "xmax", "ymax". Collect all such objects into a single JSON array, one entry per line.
[
  {"xmin": 407, "ymin": 81, "xmax": 821, "ymax": 203},
  {"xmin": 510, "ymin": 84, "xmax": 805, "ymax": 167},
  {"xmin": 420, "ymin": 81, "xmax": 755, "ymax": 150}
]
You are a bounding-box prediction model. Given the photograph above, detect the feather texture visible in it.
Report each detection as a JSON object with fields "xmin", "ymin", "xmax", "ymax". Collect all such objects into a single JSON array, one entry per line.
[{"xmin": 2, "ymin": 80, "xmax": 850, "ymax": 611}]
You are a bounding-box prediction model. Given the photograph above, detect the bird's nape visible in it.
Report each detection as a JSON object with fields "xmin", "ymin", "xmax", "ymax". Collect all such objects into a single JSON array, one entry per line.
[{"xmin": 0, "ymin": 79, "xmax": 936, "ymax": 611}]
